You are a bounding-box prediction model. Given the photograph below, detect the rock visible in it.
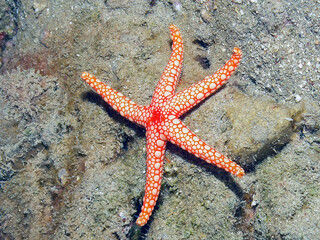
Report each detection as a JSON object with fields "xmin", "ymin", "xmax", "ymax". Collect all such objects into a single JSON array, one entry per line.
[{"xmin": 225, "ymin": 90, "xmax": 304, "ymax": 167}]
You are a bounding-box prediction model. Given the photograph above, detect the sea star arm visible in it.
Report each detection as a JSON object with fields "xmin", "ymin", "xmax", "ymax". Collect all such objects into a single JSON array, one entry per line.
[
  {"xmin": 164, "ymin": 117, "xmax": 244, "ymax": 177},
  {"xmin": 151, "ymin": 24, "xmax": 183, "ymax": 105},
  {"xmin": 81, "ymin": 25, "xmax": 245, "ymax": 228},
  {"xmin": 81, "ymin": 72, "xmax": 149, "ymax": 127},
  {"xmin": 136, "ymin": 128, "xmax": 167, "ymax": 226},
  {"xmin": 169, "ymin": 48, "xmax": 242, "ymax": 117}
]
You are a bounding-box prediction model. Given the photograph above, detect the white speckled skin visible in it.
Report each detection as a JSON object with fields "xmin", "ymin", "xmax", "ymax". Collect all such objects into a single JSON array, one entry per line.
[{"xmin": 81, "ymin": 25, "xmax": 243, "ymax": 226}]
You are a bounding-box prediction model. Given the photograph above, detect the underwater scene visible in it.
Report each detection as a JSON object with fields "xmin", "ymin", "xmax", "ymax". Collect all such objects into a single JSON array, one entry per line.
[{"xmin": 0, "ymin": 0, "xmax": 319, "ymax": 239}]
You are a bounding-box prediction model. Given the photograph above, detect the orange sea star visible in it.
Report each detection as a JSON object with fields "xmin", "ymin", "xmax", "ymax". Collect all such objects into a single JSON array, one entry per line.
[{"xmin": 81, "ymin": 24, "xmax": 244, "ymax": 226}]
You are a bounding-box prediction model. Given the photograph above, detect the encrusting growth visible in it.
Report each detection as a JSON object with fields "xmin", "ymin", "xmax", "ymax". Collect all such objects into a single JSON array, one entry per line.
[{"xmin": 81, "ymin": 24, "xmax": 244, "ymax": 226}]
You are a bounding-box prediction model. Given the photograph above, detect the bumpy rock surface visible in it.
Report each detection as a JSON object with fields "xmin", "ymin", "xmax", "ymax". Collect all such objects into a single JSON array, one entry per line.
[{"xmin": 0, "ymin": 0, "xmax": 319, "ymax": 239}]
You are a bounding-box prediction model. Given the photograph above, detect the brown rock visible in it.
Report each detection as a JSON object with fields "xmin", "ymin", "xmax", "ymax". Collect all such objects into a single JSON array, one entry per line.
[{"xmin": 226, "ymin": 90, "xmax": 304, "ymax": 167}]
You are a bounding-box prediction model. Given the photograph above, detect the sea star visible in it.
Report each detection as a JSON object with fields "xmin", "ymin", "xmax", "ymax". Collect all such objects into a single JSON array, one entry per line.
[{"xmin": 81, "ymin": 25, "xmax": 244, "ymax": 226}]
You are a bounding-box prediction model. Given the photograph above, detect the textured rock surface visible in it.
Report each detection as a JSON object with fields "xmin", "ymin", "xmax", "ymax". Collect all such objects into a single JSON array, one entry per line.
[
  {"xmin": 0, "ymin": 0, "xmax": 319, "ymax": 239},
  {"xmin": 225, "ymin": 90, "xmax": 304, "ymax": 167}
]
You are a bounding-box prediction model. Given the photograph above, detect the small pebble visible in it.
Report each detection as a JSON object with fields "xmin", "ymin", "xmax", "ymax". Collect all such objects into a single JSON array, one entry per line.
[
  {"xmin": 295, "ymin": 94, "xmax": 302, "ymax": 103},
  {"xmin": 58, "ymin": 168, "xmax": 69, "ymax": 186}
]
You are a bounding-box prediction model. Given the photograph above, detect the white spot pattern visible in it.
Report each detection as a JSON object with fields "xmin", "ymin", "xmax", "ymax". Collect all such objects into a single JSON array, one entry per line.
[{"xmin": 80, "ymin": 25, "xmax": 243, "ymax": 227}]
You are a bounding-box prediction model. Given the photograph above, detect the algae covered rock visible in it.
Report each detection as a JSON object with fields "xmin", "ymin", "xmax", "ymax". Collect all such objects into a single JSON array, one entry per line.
[
  {"xmin": 0, "ymin": 69, "xmax": 65, "ymax": 183},
  {"xmin": 225, "ymin": 90, "xmax": 304, "ymax": 167}
]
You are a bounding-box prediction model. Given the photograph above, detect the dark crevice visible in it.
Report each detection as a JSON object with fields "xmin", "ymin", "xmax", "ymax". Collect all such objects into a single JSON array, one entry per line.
[
  {"xmin": 128, "ymin": 198, "xmax": 148, "ymax": 240},
  {"xmin": 149, "ymin": 0, "xmax": 156, "ymax": 7},
  {"xmin": 248, "ymin": 75, "xmax": 257, "ymax": 85},
  {"xmin": 194, "ymin": 55, "xmax": 211, "ymax": 69},
  {"xmin": 193, "ymin": 39, "xmax": 213, "ymax": 49},
  {"xmin": 244, "ymin": 141, "xmax": 290, "ymax": 174},
  {"xmin": 235, "ymin": 185, "xmax": 257, "ymax": 240}
]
